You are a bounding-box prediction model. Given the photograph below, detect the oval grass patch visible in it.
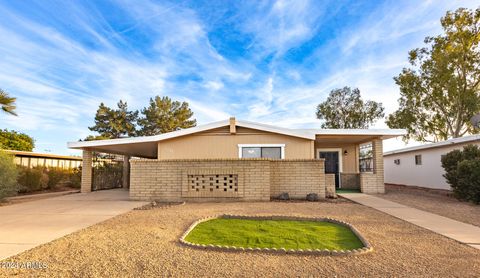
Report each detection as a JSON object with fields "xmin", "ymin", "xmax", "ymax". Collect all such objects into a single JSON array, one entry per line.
[{"xmin": 181, "ymin": 215, "xmax": 370, "ymax": 254}]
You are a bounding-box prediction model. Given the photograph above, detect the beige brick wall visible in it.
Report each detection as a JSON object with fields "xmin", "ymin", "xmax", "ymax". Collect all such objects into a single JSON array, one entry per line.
[
  {"xmin": 360, "ymin": 139, "xmax": 385, "ymax": 194},
  {"xmin": 270, "ymin": 160, "xmax": 325, "ymax": 199},
  {"xmin": 325, "ymin": 174, "xmax": 336, "ymax": 198},
  {"xmin": 81, "ymin": 150, "xmax": 92, "ymax": 193},
  {"xmin": 130, "ymin": 159, "xmax": 325, "ymax": 202}
]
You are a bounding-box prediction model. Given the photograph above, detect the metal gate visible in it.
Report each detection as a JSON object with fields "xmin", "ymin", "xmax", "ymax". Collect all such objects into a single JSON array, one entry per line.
[{"xmin": 92, "ymin": 154, "xmax": 123, "ymax": 191}]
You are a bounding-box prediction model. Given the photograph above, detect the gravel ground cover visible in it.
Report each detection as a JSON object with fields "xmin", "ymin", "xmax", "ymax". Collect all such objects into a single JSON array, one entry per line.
[
  {"xmin": 381, "ymin": 184, "xmax": 480, "ymax": 227},
  {"xmin": 1, "ymin": 201, "xmax": 479, "ymax": 277}
]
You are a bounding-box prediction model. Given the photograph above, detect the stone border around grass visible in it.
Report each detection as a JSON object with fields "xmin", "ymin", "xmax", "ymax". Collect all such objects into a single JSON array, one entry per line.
[{"xmin": 179, "ymin": 214, "xmax": 373, "ymax": 256}]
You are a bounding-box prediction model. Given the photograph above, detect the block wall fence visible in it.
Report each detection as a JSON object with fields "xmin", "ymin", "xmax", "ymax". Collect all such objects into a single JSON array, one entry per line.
[{"xmin": 129, "ymin": 158, "xmax": 327, "ymax": 201}]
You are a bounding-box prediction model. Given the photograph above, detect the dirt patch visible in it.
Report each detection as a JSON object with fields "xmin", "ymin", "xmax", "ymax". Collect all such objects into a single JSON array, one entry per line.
[
  {"xmin": 381, "ymin": 184, "xmax": 480, "ymax": 227},
  {"xmin": 1, "ymin": 201, "xmax": 479, "ymax": 277}
]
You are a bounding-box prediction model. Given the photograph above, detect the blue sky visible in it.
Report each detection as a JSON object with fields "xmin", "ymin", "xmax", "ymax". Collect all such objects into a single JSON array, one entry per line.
[{"xmin": 0, "ymin": 0, "xmax": 477, "ymax": 155}]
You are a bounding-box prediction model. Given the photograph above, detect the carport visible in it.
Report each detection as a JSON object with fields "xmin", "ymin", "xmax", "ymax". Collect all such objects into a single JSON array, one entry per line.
[{"xmin": 68, "ymin": 138, "xmax": 159, "ymax": 193}]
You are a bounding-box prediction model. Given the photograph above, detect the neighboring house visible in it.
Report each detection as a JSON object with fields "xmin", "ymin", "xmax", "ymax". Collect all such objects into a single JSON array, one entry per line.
[
  {"xmin": 384, "ymin": 135, "xmax": 480, "ymax": 190},
  {"xmin": 4, "ymin": 150, "xmax": 82, "ymax": 169},
  {"xmin": 68, "ymin": 118, "xmax": 405, "ymax": 201}
]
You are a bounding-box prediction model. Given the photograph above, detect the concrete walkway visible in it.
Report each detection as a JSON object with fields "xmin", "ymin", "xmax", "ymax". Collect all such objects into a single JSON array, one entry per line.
[
  {"xmin": 339, "ymin": 193, "xmax": 480, "ymax": 250},
  {"xmin": 0, "ymin": 189, "xmax": 147, "ymax": 260}
]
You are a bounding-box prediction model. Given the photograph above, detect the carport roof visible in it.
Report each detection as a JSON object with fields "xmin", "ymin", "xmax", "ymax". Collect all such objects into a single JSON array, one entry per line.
[{"xmin": 67, "ymin": 118, "xmax": 406, "ymax": 158}]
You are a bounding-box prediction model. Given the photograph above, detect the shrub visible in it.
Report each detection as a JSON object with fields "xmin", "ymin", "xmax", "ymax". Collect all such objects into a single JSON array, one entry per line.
[
  {"xmin": 67, "ymin": 167, "xmax": 81, "ymax": 189},
  {"xmin": 441, "ymin": 144, "xmax": 480, "ymax": 204},
  {"xmin": 17, "ymin": 167, "xmax": 49, "ymax": 193},
  {"xmin": 46, "ymin": 167, "xmax": 69, "ymax": 189},
  {"xmin": 0, "ymin": 151, "xmax": 18, "ymax": 200},
  {"xmin": 17, "ymin": 166, "xmax": 82, "ymax": 193}
]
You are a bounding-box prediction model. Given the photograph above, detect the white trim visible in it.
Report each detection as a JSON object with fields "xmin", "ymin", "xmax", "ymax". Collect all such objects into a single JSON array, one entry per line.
[
  {"xmin": 236, "ymin": 120, "xmax": 314, "ymax": 140},
  {"xmin": 67, "ymin": 118, "xmax": 406, "ymax": 150},
  {"xmin": 298, "ymin": 128, "xmax": 406, "ymax": 139},
  {"xmin": 316, "ymin": 148, "xmax": 343, "ymax": 173},
  {"xmin": 68, "ymin": 119, "xmax": 314, "ymax": 149},
  {"xmin": 238, "ymin": 144, "xmax": 285, "ymax": 159},
  {"xmin": 383, "ymin": 134, "xmax": 480, "ymax": 156}
]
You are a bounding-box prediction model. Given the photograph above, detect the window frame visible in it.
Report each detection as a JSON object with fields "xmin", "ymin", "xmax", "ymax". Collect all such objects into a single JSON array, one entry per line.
[
  {"xmin": 415, "ymin": 154, "xmax": 422, "ymax": 165},
  {"xmin": 238, "ymin": 144, "xmax": 285, "ymax": 159}
]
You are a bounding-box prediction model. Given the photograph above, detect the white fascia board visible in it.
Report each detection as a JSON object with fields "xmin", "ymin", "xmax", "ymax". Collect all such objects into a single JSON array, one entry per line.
[
  {"xmin": 306, "ymin": 129, "xmax": 407, "ymax": 136},
  {"xmin": 67, "ymin": 118, "xmax": 405, "ymax": 150},
  {"xmin": 67, "ymin": 119, "xmax": 230, "ymax": 149},
  {"xmin": 236, "ymin": 120, "xmax": 315, "ymax": 140}
]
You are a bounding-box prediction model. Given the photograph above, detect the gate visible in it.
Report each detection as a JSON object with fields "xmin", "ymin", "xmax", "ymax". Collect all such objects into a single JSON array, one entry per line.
[{"xmin": 92, "ymin": 154, "xmax": 123, "ymax": 191}]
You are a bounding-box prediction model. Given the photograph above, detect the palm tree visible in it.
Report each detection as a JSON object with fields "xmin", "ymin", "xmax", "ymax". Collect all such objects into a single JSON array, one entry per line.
[{"xmin": 0, "ymin": 89, "xmax": 17, "ymax": 116}]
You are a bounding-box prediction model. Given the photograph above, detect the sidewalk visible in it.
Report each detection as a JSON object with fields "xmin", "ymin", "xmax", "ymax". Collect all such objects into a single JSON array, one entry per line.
[{"xmin": 338, "ymin": 193, "xmax": 480, "ymax": 250}]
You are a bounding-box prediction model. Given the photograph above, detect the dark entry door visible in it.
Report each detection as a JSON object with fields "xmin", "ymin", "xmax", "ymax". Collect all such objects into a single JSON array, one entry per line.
[{"xmin": 319, "ymin": 151, "xmax": 340, "ymax": 188}]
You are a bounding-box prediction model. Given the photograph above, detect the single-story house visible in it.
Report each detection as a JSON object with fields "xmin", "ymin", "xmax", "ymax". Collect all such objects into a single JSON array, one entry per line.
[
  {"xmin": 68, "ymin": 118, "xmax": 405, "ymax": 201},
  {"xmin": 384, "ymin": 134, "xmax": 480, "ymax": 190}
]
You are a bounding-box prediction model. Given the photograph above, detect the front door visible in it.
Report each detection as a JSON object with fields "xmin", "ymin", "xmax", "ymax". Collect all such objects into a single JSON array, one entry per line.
[{"xmin": 319, "ymin": 151, "xmax": 340, "ymax": 188}]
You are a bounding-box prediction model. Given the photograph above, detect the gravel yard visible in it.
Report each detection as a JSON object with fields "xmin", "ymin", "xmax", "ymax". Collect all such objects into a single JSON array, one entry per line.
[
  {"xmin": 381, "ymin": 184, "xmax": 480, "ymax": 227},
  {"xmin": 1, "ymin": 200, "xmax": 479, "ymax": 277}
]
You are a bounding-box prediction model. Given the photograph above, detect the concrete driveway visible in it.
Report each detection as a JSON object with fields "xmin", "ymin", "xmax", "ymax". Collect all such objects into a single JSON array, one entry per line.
[{"xmin": 0, "ymin": 189, "xmax": 147, "ymax": 260}]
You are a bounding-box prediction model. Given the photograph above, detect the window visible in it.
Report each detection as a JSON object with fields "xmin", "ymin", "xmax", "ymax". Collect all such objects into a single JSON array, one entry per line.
[
  {"xmin": 415, "ymin": 154, "xmax": 422, "ymax": 165},
  {"xmin": 238, "ymin": 144, "xmax": 285, "ymax": 159},
  {"xmin": 359, "ymin": 143, "xmax": 373, "ymax": 172},
  {"xmin": 394, "ymin": 159, "xmax": 400, "ymax": 165},
  {"xmin": 242, "ymin": 147, "xmax": 261, "ymax": 158}
]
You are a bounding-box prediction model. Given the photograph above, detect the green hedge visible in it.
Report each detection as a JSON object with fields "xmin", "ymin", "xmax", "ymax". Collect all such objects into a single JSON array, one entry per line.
[{"xmin": 441, "ymin": 144, "xmax": 480, "ymax": 204}]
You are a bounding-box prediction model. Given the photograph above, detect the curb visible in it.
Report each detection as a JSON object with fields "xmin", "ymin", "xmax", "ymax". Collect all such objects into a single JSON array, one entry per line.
[
  {"xmin": 5, "ymin": 190, "xmax": 80, "ymax": 201},
  {"xmin": 179, "ymin": 214, "xmax": 373, "ymax": 256}
]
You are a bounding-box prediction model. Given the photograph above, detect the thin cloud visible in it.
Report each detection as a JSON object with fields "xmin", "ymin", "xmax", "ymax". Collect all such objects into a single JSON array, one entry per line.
[{"xmin": 0, "ymin": 0, "xmax": 476, "ymax": 154}]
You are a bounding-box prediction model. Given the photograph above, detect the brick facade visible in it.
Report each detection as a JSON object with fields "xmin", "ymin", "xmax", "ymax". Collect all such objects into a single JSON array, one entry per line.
[
  {"xmin": 325, "ymin": 174, "xmax": 336, "ymax": 198},
  {"xmin": 270, "ymin": 160, "xmax": 325, "ymax": 199},
  {"xmin": 81, "ymin": 150, "xmax": 92, "ymax": 193},
  {"xmin": 130, "ymin": 159, "xmax": 326, "ymax": 202},
  {"xmin": 360, "ymin": 139, "xmax": 385, "ymax": 194}
]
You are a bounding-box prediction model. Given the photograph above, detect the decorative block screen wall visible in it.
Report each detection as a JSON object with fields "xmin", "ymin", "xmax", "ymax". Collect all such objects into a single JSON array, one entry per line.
[
  {"xmin": 188, "ymin": 174, "xmax": 238, "ymax": 193},
  {"xmin": 183, "ymin": 170, "xmax": 243, "ymax": 198},
  {"xmin": 130, "ymin": 159, "xmax": 326, "ymax": 202}
]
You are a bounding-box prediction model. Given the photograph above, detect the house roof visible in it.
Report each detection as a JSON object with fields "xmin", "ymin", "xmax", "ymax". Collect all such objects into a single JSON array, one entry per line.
[
  {"xmin": 67, "ymin": 118, "xmax": 406, "ymax": 158},
  {"xmin": 383, "ymin": 134, "xmax": 480, "ymax": 156},
  {"xmin": 3, "ymin": 149, "xmax": 82, "ymax": 160}
]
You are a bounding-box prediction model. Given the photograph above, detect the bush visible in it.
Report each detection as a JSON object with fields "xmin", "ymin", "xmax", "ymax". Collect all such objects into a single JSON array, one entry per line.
[
  {"xmin": 17, "ymin": 167, "xmax": 49, "ymax": 193},
  {"xmin": 441, "ymin": 145, "xmax": 480, "ymax": 204},
  {"xmin": 68, "ymin": 167, "xmax": 81, "ymax": 189},
  {"xmin": 46, "ymin": 167, "xmax": 68, "ymax": 189},
  {"xmin": 17, "ymin": 166, "xmax": 82, "ymax": 193},
  {"xmin": 0, "ymin": 151, "xmax": 18, "ymax": 200}
]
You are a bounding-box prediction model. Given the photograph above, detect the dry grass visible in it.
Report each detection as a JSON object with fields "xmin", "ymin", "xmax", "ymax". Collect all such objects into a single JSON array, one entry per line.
[
  {"xmin": 1, "ymin": 201, "xmax": 479, "ymax": 277},
  {"xmin": 381, "ymin": 184, "xmax": 480, "ymax": 227}
]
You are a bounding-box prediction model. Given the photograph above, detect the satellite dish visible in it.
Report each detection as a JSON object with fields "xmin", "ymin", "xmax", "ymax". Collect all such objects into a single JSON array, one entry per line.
[{"xmin": 471, "ymin": 113, "xmax": 480, "ymax": 128}]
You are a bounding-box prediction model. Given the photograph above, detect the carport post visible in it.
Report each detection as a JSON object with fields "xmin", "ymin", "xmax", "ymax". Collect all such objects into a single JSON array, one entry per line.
[
  {"xmin": 81, "ymin": 150, "xmax": 93, "ymax": 193},
  {"xmin": 122, "ymin": 155, "xmax": 130, "ymax": 189}
]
